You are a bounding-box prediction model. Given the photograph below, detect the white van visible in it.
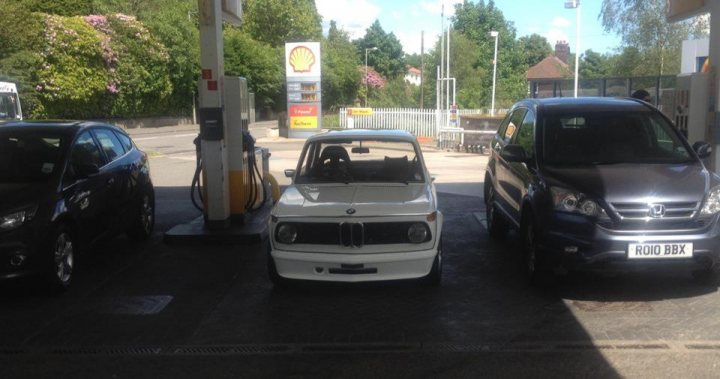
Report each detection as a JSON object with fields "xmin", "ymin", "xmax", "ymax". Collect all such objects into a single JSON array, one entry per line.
[{"xmin": 0, "ymin": 81, "xmax": 23, "ymax": 120}]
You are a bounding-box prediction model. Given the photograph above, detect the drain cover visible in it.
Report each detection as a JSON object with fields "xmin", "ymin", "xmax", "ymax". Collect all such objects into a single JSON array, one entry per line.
[{"xmin": 95, "ymin": 295, "xmax": 173, "ymax": 315}]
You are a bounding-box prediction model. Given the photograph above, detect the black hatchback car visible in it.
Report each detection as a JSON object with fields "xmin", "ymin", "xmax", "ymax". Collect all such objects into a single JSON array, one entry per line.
[
  {"xmin": 485, "ymin": 98, "xmax": 720, "ymax": 284},
  {"xmin": 0, "ymin": 121, "xmax": 154, "ymax": 291}
]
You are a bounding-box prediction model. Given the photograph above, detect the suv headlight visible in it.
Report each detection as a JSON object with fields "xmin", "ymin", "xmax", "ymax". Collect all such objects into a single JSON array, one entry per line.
[
  {"xmin": 551, "ymin": 187, "xmax": 604, "ymax": 217},
  {"xmin": 0, "ymin": 207, "xmax": 37, "ymax": 231},
  {"xmin": 701, "ymin": 186, "xmax": 720, "ymax": 215}
]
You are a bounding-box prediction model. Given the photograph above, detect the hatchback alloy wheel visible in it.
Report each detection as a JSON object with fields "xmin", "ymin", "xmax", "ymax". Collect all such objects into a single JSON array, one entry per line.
[
  {"xmin": 140, "ymin": 194, "xmax": 154, "ymax": 235},
  {"xmin": 53, "ymin": 232, "xmax": 74, "ymax": 286}
]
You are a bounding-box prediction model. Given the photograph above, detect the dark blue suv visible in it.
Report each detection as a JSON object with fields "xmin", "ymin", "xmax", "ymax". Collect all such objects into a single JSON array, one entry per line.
[
  {"xmin": 484, "ymin": 98, "xmax": 720, "ymax": 284},
  {"xmin": 0, "ymin": 121, "xmax": 154, "ymax": 291}
]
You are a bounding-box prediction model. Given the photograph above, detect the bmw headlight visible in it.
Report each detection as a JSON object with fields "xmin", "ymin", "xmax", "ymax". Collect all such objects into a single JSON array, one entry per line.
[
  {"xmin": 0, "ymin": 207, "xmax": 36, "ymax": 231},
  {"xmin": 551, "ymin": 187, "xmax": 604, "ymax": 217},
  {"xmin": 407, "ymin": 223, "xmax": 429, "ymax": 243},
  {"xmin": 276, "ymin": 224, "xmax": 298, "ymax": 244},
  {"xmin": 701, "ymin": 186, "xmax": 720, "ymax": 215}
]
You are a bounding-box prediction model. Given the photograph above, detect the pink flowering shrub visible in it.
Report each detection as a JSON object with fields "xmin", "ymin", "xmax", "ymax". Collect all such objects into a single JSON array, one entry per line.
[
  {"xmin": 34, "ymin": 13, "xmax": 172, "ymax": 118},
  {"xmin": 360, "ymin": 66, "xmax": 386, "ymax": 89}
]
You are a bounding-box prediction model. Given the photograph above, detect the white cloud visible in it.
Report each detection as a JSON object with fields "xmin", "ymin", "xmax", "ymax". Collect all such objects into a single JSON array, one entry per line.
[
  {"xmin": 551, "ymin": 16, "xmax": 571, "ymax": 28},
  {"xmin": 316, "ymin": 0, "xmax": 381, "ymax": 40},
  {"xmin": 545, "ymin": 29, "xmax": 570, "ymax": 46},
  {"xmin": 396, "ymin": 30, "xmax": 437, "ymax": 55},
  {"xmin": 419, "ymin": 0, "xmax": 463, "ymax": 16}
]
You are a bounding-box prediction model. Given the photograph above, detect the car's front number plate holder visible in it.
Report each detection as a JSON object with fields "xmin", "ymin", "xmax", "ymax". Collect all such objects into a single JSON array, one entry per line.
[{"xmin": 627, "ymin": 243, "xmax": 693, "ymax": 259}]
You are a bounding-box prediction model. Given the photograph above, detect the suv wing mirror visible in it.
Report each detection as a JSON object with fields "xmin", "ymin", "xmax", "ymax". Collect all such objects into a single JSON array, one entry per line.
[
  {"xmin": 693, "ymin": 141, "xmax": 712, "ymax": 159},
  {"xmin": 284, "ymin": 169, "xmax": 296, "ymax": 178},
  {"xmin": 500, "ymin": 144, "xmax": 529, "ymax": 163}
]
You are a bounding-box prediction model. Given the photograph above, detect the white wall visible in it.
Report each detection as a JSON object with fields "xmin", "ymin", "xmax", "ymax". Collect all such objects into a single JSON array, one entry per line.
[{"xmin": 681, "ymin": 38, "xmax": 709, "ymax": 74}]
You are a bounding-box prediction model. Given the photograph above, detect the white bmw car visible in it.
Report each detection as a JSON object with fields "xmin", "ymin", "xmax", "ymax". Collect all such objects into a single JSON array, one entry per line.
[{"xmin": 268, "ymin": 129, "xmax": 443, "ymax": 285}]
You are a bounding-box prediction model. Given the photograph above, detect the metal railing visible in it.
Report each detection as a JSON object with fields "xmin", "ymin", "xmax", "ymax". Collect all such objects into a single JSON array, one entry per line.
[{"xmin": 338, "ymin": 108, "xmax": 506, "ymax": 137}]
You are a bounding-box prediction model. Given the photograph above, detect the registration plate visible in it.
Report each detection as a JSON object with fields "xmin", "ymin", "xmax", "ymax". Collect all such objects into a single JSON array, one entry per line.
[{"xmin": 628, "ymin": 243, "xmax": 693, "ymax": 259}]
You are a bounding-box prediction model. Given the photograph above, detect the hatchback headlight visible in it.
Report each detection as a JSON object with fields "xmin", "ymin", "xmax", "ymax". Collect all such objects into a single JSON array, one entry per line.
[
  {"xmin": 551, "ymin": 187, "xmax": 604, "ymax": 217},
  {"xmin": 701, "ymin": 186, "xmax": 720, "ymax": 215},
  {"xmin": 276, "ymin": 224, "xmax": 298, "ymax": 244},
  {"xmin": 408, "ymin": 223, "xmax": 429, "ymax": 243},
  {"xmin": 0, "ymin": 207, "xmax": 36, "ymax": 231}
]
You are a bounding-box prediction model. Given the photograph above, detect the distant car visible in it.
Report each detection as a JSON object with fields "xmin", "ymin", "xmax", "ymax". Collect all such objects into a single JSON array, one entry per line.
[
  {"xmin": 484, "ymin": 97, "xmax": 720, "ymax": 284},
  {"xmin": 269, "ymin": 129, "xmax": 443, "ymax": 285},
  {"xmin": 0, "ymin": 121, "xmax": 154, "ymax": 291}
]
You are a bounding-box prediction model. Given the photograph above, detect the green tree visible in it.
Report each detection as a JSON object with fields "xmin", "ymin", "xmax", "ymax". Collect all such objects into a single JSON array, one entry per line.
[
  {"xmin": 601, "ymin": 0, "xmax": 707, "ymax": 75},
  {"xmin": 517, "ymin": 33, "xmax": 552, "ymax": 68},
  {"xmin": 0, "ymin": 0, "xmax": 46, "ymax": 116},
  {"xmin": 224, "ymin": 27, "xmax": 284, "ymax": 109},
  {"xmin": 354, "ymin": 20, "xmax": 406, "ymax": 79},
  {"xmin": 242, "ymin": 0, "xmax": 322, "ymax": 47},
  {"xmin": 322, "ymin": 21, "xmax": 361, "ymax": 110},
  {"xmin": 373, "ymin": 76, "xmax": 419, "ymax": 108},
  {"xmin": 142, "ymin": 0, "xmax": 199, "ymax": 116},
  {"xmin": 580, "ymin": 50, "xmax": 611, "ymax": 78},
  {"xmin": 447, "ymin": 0, "xmax": 528, "ymax": 109},
  {"xmin": 19, "ymin": 0, "xmax": 93, "ymax": 16}
]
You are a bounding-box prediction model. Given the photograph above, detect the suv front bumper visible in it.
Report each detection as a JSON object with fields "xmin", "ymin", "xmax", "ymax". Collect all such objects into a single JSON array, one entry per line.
[{"xmin": 541, "ymin": 213, "xmax": 720, "ymax": 273}]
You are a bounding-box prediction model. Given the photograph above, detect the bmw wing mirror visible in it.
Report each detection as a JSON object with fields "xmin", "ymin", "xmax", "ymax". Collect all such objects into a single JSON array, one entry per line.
[{"xmin": 284, "ymin": 169, "xmax": 296, "ymax": 178}]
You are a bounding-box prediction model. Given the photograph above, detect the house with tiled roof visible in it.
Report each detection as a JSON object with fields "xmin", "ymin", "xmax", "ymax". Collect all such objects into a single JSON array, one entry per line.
[
  {"xmin": 527, "ymin": 41, "xmax": 573, "ymax": 97},
  {"xmin": 404, "ymin": 66, "xmax": 422, "ymax": 86}
]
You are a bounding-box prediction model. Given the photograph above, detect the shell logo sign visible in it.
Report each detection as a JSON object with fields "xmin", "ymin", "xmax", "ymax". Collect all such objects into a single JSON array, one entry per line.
[
  {"xmin": 285, "ymin": 42, "xmax": 321, "ymax": 78},
  {"xmin": 289, "ymin": 46, "xmax": 315, "ymax": 73}
]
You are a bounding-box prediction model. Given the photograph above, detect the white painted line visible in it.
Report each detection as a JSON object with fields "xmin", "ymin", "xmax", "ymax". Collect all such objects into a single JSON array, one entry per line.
[
  {"xmin": 133, "ymin": 136, "xmax": 160, "ymax": 141},
  {"xmin": 173, "ymin": 133, "xmax": 197, "ymax": 138}
]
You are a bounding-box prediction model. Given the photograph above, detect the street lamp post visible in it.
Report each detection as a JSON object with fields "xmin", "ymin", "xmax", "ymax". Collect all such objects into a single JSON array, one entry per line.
[
  {"xmin": 565, "ymin": 0, "xmax": 580, "ymax": 98},
  {"xmin": 365, "ymin": 47, "xmax": 378, "ymax": 107},
  {"xmin": 490, "ymin": 31, "xmax": 499, "ymax": 117}
]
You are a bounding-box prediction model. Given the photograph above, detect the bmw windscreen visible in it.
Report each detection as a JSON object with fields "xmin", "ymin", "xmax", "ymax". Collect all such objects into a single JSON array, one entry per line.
[{"xmin": 294, "ymin": 139, "xmax": 425, "ymax": 184}]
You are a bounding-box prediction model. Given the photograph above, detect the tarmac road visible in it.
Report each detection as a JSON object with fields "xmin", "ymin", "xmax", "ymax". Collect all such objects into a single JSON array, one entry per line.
[{"xmin": 1, "ymin": 123, "xmax": 720, "ymax": 378}]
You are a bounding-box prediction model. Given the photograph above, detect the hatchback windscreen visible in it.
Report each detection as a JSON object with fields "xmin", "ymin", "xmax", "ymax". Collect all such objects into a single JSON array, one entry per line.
[
  {"xmin": 542, "ymin": 111, "xmax": 694, "ymax": 165},
  {"xmin": 0, "ymin": 131, "xmax": 64, "ymax": 183},
  {"xmin": 294, "ymin": 139, "xmax": 424, "ymax": 184}
]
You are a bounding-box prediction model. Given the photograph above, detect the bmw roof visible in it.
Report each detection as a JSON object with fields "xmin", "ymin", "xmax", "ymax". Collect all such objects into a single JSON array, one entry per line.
[{"xmin": 307, "ymin": 129, "xmax": 418, "ymax": 143}]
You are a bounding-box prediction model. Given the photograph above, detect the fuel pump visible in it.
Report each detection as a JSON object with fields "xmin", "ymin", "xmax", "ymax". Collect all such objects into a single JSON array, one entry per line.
[{"xmin": 191, "ymin": 76, "xmax": 276, "ymax": 222}]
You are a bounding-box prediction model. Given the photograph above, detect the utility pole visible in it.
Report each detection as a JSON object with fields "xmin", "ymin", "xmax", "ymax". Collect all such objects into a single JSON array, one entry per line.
[
  {"xmin": 420, "ymin": 30, "xmax": 424, "ymax": 109},
  {"xmin": 446, "ymin": 23, "xmax": 450, "ymax": 112},
  {"xmin": 440, "ymin": 3, "xmax": 444, "ymax": 112}
]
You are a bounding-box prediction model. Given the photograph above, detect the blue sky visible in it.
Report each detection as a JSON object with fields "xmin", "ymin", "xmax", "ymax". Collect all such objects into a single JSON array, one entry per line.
[{"xmin": 316, "ymin": 0, "xmax": 623, "ymax": 55}]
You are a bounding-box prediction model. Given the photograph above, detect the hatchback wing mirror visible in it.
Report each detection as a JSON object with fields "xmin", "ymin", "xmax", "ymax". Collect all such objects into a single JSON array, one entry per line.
[
  {"xmin": 693, "ymin": 141, "xmax": 712, "ymax": 159},
  {"xmin": 284, "ymin": 169, "xmax": 296, "ymax": 178},
  {"xmin": 500, "ymin": 144, "xmax": 529, "ymax": 163}
]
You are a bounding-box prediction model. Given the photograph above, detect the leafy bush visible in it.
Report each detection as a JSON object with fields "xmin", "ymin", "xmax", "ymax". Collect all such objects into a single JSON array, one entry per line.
[{"xmin": 36, "ymin": 15, "xmax": 110, "ymax": 119}]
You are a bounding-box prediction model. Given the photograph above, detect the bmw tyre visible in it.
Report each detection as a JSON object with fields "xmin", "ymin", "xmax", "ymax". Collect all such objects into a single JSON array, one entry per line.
[
  {"xmin": 127, "ymin": 188, "xmax": 155, "ymax": 242},
  {"xmin": 423, "ymin": 237, "xmax": 443, "ymax": 286},
  {"xmin": 485, "ymin": 184, "xmax": 508, "ymax": 240},
  {"xmin": 267, "ymin": 243, "xmax": 287, "ymax": 287},
  {"xmin": 46, "ymin": 225, "xmax": 75, "ymax": 292}
]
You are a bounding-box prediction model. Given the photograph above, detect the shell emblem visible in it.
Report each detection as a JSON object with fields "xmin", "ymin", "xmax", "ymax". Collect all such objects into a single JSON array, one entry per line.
[{"xmin": 289, "ymin": 46, "xmax": 316, "ymax": 73}]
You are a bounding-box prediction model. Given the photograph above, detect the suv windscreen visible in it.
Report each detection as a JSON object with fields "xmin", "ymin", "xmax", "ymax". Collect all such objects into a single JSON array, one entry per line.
[
  {"xmin": 0, "ymin": 130, "xmax": 64, "ymax": 183},
  {"xmin": 295, "ymin": 139, "xmax": 424, "ymax": 184},
  {"xmin": 541, "ymin": 111, "xmax": 694, "ymax": 165}
]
